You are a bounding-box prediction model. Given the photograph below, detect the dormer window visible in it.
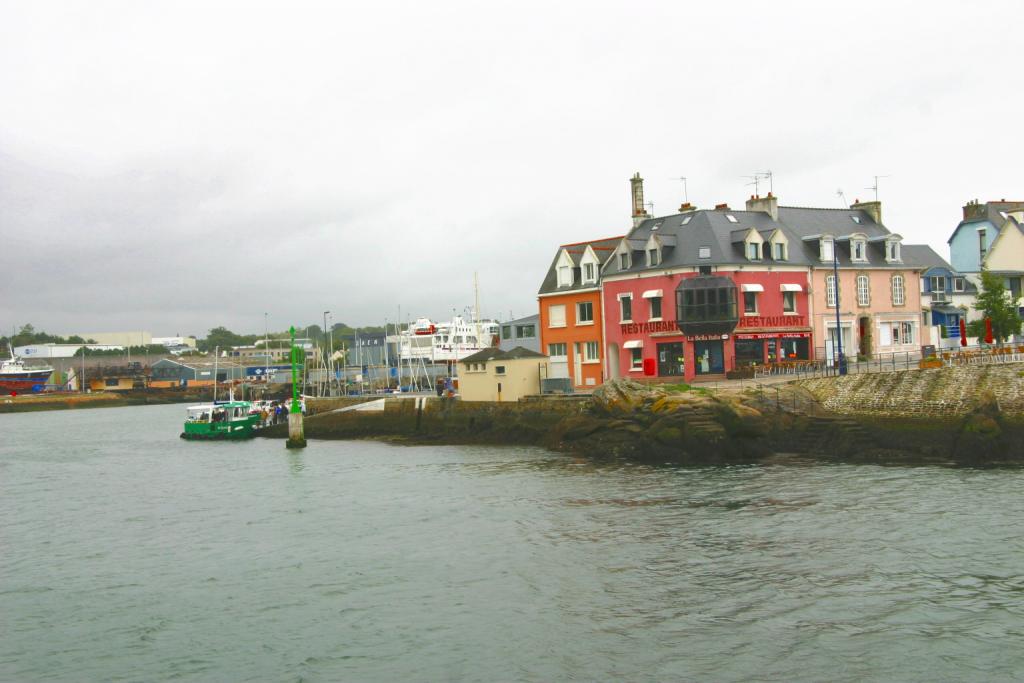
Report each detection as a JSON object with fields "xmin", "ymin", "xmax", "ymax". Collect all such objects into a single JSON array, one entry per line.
[
  {"xmin": 851, "ymin": 238, "xmax": 867, "ymax": 263},
  {"xmin": 820, "ymin": 237, "xmax": 835, "ymax": 262},
  {"xmin": 557, "ymin": 265, "xmax": 573, "ymax": 287},
  {"xmin": 648, "ymin": 248, "xmax": 660, "ymax": 267},
  {"xmin": 885, "ymin": 239, "xmax": 901, "ymax": 263},
  {"xmin": 773, "ymin": 242, "xmax": 787, "ymax": 260},
  {"xmin": 583, "ymin": 263, "xmax": 595, "ymax": 283},
  {"xmin": 619, "ymin": 253, "xmax": 630, "ymax": 270},
  {"xmin": 746, "ymin": 242, "xmax": 760, "ymax": 260}
]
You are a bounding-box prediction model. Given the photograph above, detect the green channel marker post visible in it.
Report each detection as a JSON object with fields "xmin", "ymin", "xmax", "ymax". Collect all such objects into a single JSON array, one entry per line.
[{"xmin": 286, "ymin": 325, "xmax": 307, "ymax": 449}]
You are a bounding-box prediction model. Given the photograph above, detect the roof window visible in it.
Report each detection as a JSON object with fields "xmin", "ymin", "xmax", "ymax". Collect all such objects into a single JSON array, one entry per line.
[
  {"xmin": 698, "ymin": 247, "xmax": 711, "ymax": 259},
  {"xmin": 851, "ymin": 215, "xmax": 861, "ymax": 224},
  {"xmin": 680, "ymin": 216, "xmax": 692, "ymax": 226},
  {"xmin": 651, "ymin": 222, "xmax": 661, "ymax": 231},
  {"xmin": 726, "ymin": 215, "xmax": 739, "ymax": 223}
]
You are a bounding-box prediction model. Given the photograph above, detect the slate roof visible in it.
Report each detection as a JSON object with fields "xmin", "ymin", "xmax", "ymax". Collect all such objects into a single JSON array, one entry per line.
[
  {"xmin": 459, "ymin": 346, "xmax": 547, "ymax": 363},
  {"xmin": 537, "ymin": 235, "xmax": 623, "ymax": 295},
  {"xmin": 902, "ymin": 245, "xmax": 978, "ymax": 292},
  {"xmin": 600, "ymin": 205, "xmax": 930, "ymax": 278},
  {"xmin": 947, "ymin": 200, "xmax": 1024, "ymax": 245}
]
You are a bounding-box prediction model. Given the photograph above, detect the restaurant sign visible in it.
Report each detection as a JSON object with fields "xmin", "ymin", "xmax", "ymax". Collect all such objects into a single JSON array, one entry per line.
[
  {"xmin": 737, "ymin": 315, "xmax": 806, "ymax": 328},
  {"xmin": 620, "ymin": 320, "xmax": 677, "ymax": 334}
]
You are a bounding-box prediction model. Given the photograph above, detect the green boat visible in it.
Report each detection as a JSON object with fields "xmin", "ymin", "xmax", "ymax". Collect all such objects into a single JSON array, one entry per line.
[{"xmin": 180, "ymin": 401, "xmax": 263, "ymax": 440}]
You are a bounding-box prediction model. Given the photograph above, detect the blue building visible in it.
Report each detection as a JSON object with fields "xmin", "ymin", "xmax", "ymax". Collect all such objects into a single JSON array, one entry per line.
[
  {"xmin": 498, "ymin": 314, "xmax": 540, "ymax": 354},
  {"xmin": 905, "ymin": 245, "xmax": 977, "ymax": 348}
]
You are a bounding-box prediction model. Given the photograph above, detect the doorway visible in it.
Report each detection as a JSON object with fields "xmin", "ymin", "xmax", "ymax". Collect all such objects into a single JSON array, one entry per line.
[
  {"xmin": 859, "ymin": 316, "xmax": 872, "ymax": 357},
  {"xmin": 607, "ymin": 343, "xmax": 620, "ymax": 380},
  {"xmin": 657, "ymin": 342, "xmax": 684, "ymax": 377}
]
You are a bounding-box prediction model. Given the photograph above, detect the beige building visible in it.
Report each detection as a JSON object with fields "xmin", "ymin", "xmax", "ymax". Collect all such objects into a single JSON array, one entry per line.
[
  {"xmin": 457, "ymin": 347, "xmax": 548, "ymax": 402},
  {"xmin": 78, "ymin": 331, "xmax": 153, "ymax": 346}
]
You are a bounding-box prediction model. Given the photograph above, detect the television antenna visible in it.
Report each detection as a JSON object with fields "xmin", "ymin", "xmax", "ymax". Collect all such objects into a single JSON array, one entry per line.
[
  {"xmin": 836, "ymin": 189, "xmax": 848, "ymax": 207},
  {"xmin": 743, "ymin": 170, "xmax": 773, "ymax": 196},
  {"xmin": 645, "ymin": 201, "xmax": 655, "ymax": 215},
  {"xmin": 670, "ymin": 176, "xmax": 689, "ymax": 203},
  {"xmin": 866, "ymin": 175, "xmax": 889, "ymax": 202}
]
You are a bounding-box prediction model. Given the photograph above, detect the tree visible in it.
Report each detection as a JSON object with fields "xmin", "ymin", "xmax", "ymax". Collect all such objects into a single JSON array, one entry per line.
[{"xmin": 970, "ymin": 269, "xmax": 1023, "ymax": 343}]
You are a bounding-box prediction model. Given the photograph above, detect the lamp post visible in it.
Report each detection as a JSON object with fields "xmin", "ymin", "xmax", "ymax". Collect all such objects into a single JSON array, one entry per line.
[{"xmin": 832, "ymin": 248, "xmax": 847, "ymax": 375}]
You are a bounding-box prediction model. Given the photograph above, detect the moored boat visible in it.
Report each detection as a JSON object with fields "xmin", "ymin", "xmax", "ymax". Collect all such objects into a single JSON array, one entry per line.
[
  {"xmin": 180, "ymin": 400, "xmax": 263, "ymax": 440},
  {"xmin": 0, "ymin": 350, "xmax": 54, "ymax": 395}
]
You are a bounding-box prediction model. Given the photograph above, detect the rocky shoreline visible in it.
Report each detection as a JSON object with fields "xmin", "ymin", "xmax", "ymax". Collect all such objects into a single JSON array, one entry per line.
[{"xmin": 262, "ymin": 379, "xmax": 1024, "ymax": 466}]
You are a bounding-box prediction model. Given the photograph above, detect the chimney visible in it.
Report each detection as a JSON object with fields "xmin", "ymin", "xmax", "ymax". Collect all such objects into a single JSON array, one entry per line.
[
  {"xmin": 678, "ymin": 202, "xmax": 696, "ymax": 213},
  {"xmin": 850, "ymin": 198, "xmax": 882, "ymax": 225},
  {"xmin": 961, "ymin": 199, "xmax": 988, "ymax": 222},
  {"xmin": 714, "ymin": 203, "xmax": 731, "ymax": 211},
  {"xmin": 745, "ymin": 192, "xmax": 778, "ymax": 221},
  {"xmin": 630, "ymin": 172, "xmax": 648, "ymax": 227}
]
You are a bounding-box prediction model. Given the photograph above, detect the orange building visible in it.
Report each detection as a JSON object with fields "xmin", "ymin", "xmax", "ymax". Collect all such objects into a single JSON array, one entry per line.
[{"xmin": 537, "ymin": 236, "xmax": 622, "ymax": 389}]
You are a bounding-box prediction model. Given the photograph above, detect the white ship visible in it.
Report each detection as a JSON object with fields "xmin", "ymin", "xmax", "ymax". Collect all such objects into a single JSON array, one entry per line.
[{"xmin": 398, "ymin": 316, "xmax": 500, "ymax": 363}]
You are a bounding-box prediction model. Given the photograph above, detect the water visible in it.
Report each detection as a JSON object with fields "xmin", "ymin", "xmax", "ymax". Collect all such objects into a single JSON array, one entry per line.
[{"xmin": 2, "ymin": 405, "xmax": 1023, "ymax": 682}]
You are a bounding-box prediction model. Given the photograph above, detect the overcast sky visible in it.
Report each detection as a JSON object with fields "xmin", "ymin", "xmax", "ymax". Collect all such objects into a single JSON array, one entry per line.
[{"xmin": 2, "ymin": 1, "xmax": 1022, "ymax": 338}]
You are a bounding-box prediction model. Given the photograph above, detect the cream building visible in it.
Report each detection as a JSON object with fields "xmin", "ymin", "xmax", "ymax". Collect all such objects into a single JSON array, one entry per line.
[{"xmin": 457, "ymin": 347, "xmax": 548, "ymax": 402}]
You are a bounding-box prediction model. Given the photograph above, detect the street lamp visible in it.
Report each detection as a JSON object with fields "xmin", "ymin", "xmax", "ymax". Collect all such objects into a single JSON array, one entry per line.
[{"xmin": 832, "ymin": 247, "xmax": 847, "ymax": 376}]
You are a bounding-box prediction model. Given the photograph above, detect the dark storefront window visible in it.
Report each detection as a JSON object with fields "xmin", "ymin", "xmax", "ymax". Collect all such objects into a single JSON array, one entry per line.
[
  {"xmin": 657, "ymin": 342, "xmax": 684, "ymax": 377},
  {"xmin": 676, "ymin": 276, "xmax": 738, "ymax": 336},
  {"xmin": 779, "ymin": 338, "xmax": 810, "ymax": 360},
  {"xmin": 734, "ymin": 339, "xmax": 764, "ymax": 367},
  {"xmin": 694, "ymin": 340, "xmax": 725, "ymax": 375}
]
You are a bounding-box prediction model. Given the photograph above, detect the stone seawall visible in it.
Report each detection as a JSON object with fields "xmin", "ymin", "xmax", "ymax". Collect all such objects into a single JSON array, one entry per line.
[{"xmin": 797, "ymin": 363, "xmax": 1024, "ymax": 417}]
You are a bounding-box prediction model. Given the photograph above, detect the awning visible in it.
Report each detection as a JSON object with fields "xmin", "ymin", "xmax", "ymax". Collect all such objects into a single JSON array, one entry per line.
[
  {"xmin": 741, "ymin": 283, "xmax": 764, "ymax": 292},
  {"xmin": 780, "ymin": 284, "xmax": 803, "ymax": 292},
  {"xmin": 642, "ymin": 289, "xmax": 663, "ymax": 298},
  {"xmin": 623, "ymin": 340, "xmax": 644, "ymax": 349}
]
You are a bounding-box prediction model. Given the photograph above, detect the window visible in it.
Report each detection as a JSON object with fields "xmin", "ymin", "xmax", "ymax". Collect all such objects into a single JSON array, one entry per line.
[
  {"xmin": 584, "ymin": 341, "xmax": 600, "ymax": 361},
  {"xmin": 726, "ymin": 214, "xmax": 738, "ymax": 223},
  {"xmin": 747, "ymin": 242, "xmax": 760, "ymax": 260},
  {"xmin": 782, "ymin": 290, "xmax": 797, "ymax": 313},
  {"xmin": 515, "ymin": 324, "xmax": 535, "ymax": 338},
  {"xmin": 699, "ymin": 265, "xmax": 712, "ymax": 275},
  {"xmin": 892, "ymin": 274, "xmax": 905, "ymax": 305},
  {"xmin": 743, "ymin": 291, "xmax": 758, "ymax": 314},
  {"xmin": 548, "ymin": 304, "xmax": 566, "ymax": 327},
  {"xmin": 576, "ymin": 301, "xmax": 594, "ymax": 324},
  {"xmin": 548, "ymin": 343, "xmax": 567, "ymax": 358},
  {"xmin": 649, "ymin": 296, "xmax": 662, "ymax": 320},
  {"xmin": 821, "ymin": 238, "xmax": 834, "ymax": 262},
  {"xmin": 953, "ymin": 277, "xmax": 965, "ymax": 292},
  {"xmin": 681, "ymin": 215, "xmax": 692, "ymax": 225},
  {"xmin": 630, "ymin": 347, "xmax": 643, "ymax": 369},
  {"xmin": 856, "ymin": 274, "xmax": 870, "ymax": 306},
  {"xmin": 557, "ymin": 265, "xmax": 573, "ymax": 287},
  {"xmin": 825, "ymin": 274, "xmax": 837, "ymax": 307},
  {"xmin": 773, "ymin": 242, "xmax": 786, "ymax": 260},
  {"xmin": 852, "ymin": 240, "xmax": 866, "ymax": 262},
  {"xmin": 619, "ymin": 295, "xmax": 632, "ymax": 322},
  {"xmin": 929, "ymin": 276, "xmax": 946, "ymax": 292},
  {"xmin": 978, "ymin": 229, "xmax": 987, "ymax": 263},
  {"xmin": 583, "ymin": 262, "xmax": 595, "ymax": 283},
  {"xmin": 886, "ymin": 240, "xmax": 901, "ymax": 262},
  {"xmin": 495, "ymin": 365, "xmax": 506, "ymax": 375},
  {"xmin": 501, "ymin": 325, "xmax": 512, "ymax": 339},
  {"xmin": 851, "ymin": 215, "xmax": 861, "ymax": 224},
  {"xmin": 698, "ymin": 247, "xmax": 711, "ymax": 259},
  {"xmin": 891, "ymin": 322, "xmax": 913, "ymax": 345},
  {"xmin": 648, "ymin": 248, "xmax": 659, "ymax": 266},
  {"xmin": 678, "ymin": 286, "xmax": 737, "ymax": 324},
  {"xmin": 619, "ymin": 252, "xmax": 630, "ymax": 269}
]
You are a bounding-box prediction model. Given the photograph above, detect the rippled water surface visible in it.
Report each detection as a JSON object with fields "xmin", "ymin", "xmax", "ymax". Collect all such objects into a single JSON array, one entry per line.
[{"xmin": 3, "ymin": 404, "xmax": 1024, "ymax": 682}]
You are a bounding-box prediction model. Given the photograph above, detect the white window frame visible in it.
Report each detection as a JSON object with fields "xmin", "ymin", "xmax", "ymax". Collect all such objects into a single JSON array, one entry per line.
[
  {"xmin": 743, "ymin": 291, "xmax": 758, "ymax": 315},
  {"xmin": 953, "ymin": 277, "xmax": 965, "ymax": 292},
  {"xmin": 892, "ymin": 274, "xmax": 905, "ymax": 306},
  {"xmin": 629, "ymin": 347, "xmax": 643, "ymax": 370},
  {"xmin": 821, "ymin": 237, "xmax": 835, "ymax": 263},
  {"xmin": 825, "ymin": 274, "xmax": 837, "ymax": 307},
  {"xmin": 583, "ymin": 262, "xmax": 595, "ymax": 283},
  {"xmin": 747, "ymin": 242, "xmax": 761, "ymax": 261},
  {"xmin": 619, "ymin": 294, "xmax": 633, "ymax": 322},
  {"xmin": 856, "ymin": 274, "xmax": 870, "ymax": 306},
  {"xmin": 649, "ymin": 296, "xmax": 662, "ymax": 321},
  {"xmin": 548, "ymin": 304, "xmax": 566, "ymax": 328},
  {"xmin": 851, "ymin": 239, "xmax": 867, "ymax": 262},
  {"xmin": 929, "ymin": 275, "xmax": 946, "ymax": 292},
  {"xmin": 773, "ymin": 242, "xmax": 786, "ymax": 260},
  {"xmin": 619, "ymin": 252, "xmax": 630, "ymax": 270},
  {"xmin": 576, "ymin": 301, "xmax": 594, "ymax": 325},
  {"xmin": 647, "ymin": 247, "xmax": 659, "ymax": 267},
  {"xmin": 584, "ymin": 341, "xmax": 600, "ymax": 362},
  {"xmin": 548, "ymin": 342, "xmax": 567, "ymax": 359},
  {"xmin": 557, "ymin": 265, "xmax": 573, "ymax": 287},
  {"xmin": 782, "ymin": 290, "xmax": 797, "ymax": 314}
]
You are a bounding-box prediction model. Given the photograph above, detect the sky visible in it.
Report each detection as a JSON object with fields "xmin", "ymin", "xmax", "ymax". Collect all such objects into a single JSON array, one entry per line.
[{"xmin": 2, "ymin": 0, "xmax": 1022, "ymax": 338}]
